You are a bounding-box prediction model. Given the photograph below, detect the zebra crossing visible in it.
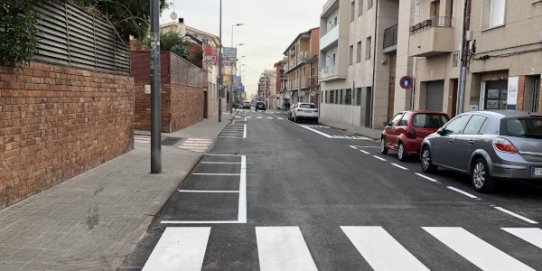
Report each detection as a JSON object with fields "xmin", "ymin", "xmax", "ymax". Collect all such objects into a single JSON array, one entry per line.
[
  {"xmin": 142, "ymin": 225, "xmax": 542, "ymax": 271},
  {"xmin": 219, "ymin": 121, "xmax": 247, "ymax": 138},
  {"xmin": 178, "ymin": 138, "xmax": 213, "ymax": 153}
]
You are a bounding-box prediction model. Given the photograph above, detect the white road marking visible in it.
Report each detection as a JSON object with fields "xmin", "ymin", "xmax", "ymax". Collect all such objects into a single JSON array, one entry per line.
[
  {"xmin": 219, "ymin": 136, "xmax": 243, "ymax": 139},
  {"xmin": 267, "ymin": 117, "xmax": 273, "ymax": 119},
  {"xmin": 277, "ymin": 117, "xmax": 284, "ymax": 120},
  {"xmin": 200, "ymin": 161, "xmax": 241, "ymax": 165},
  {"xmin": 204, "ymin": 153, "xmax": 242, "ymax": 157},
  {"xmin": 342, "ymin": 226, "xmax": 429, "ymax": 271},
  {"xmin": 349, "ymin": 145, "xmax": 358, "ymax": 150},
  {"xmin": 494, "ymin": 206, "xmax": 538, "ymax": 224},
  {"xmin": 502, "ymin": 228, "xmax": 542, "ymax": 249},
  {"xmin": 161, "ymin": 220, "xmax": 241, "ymax": 224},
  {"xmin": 373, "ymin": 155, "xmax": 387, "ymax": 162},
  {"xmin": 360, "ymin": 150, "xmax": 370, "ymax": 155},
  {"xmin": 192, "ymin": 173, "xmax": 241, "ymax": 176},
  {"xmin": 235, "ymin": 116, "xmax": 241, "ymax": 118},
  {"xmin": 300, "ymin": 125, "xmax": 332, "ymax": 138},
  {"xmin": 142, "ymin": 227, "xmax": 210, "ymax": 271},
  {"xmin": 244, "ymin": 117, "xmax": 247, "ymax": 121},
  {"xmin": 391, "ymin": 163, "xmax": 409, "ymax": 170},
  {"xmin": 178, "ymin": 189, "xmax": 239, "ymax": 193},
  {"xmin": 238, "ymin": 155, "xmax": 247, "ymax": 223},
  {"xmin": 256, "ymin": 227, "xmax": 318, "ymax": 271},
  {"xmin": 187, "ymin": 138, "xmax": 213, "ymax": 141},
  {"xmin": 243, "ymin": 124, "xmax": 247, "ymax": 138},
  {"xmin": 257, "ymin": 116, "xmax": 263, "ymax": 119},
  {"xmin": 415, "ymin": 173, "xmax": 439, "ymax": 183},
  {"xmin": 246, "ymin": 116, "xmax": 252, "ymax": 119},
  {"xmin": 424, "ymin": 227, "xmax": 535, "ymax": 271},
  {"xmin": 446, "ymin": 186, "xmax": 480, "ymax": 199}
]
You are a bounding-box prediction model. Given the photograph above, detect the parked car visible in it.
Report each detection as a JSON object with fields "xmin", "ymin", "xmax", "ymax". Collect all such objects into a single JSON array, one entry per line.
[
  {"xmin": 420, "ymin": 111, "xmax": 542, "ymax": 192},
  {"xmin": 242, "ymin": 101, "xmax": 251, "ymax": 109},
  {"xmin": 288, "ymin": 102, "xmax": 319, "ymax": 123},
  {"xmin": 255, "ymin": 101, "xmax": 266, "ymax": 112},
  {"xmin": 381, "ymin": 110, "xmax": 449, "ymax": 161}
]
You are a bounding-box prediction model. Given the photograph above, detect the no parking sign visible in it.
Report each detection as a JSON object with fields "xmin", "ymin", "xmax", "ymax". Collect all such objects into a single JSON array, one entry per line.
[{"xmin": 400, "ymin": 76, "xmax": 413, "ymax": 89}]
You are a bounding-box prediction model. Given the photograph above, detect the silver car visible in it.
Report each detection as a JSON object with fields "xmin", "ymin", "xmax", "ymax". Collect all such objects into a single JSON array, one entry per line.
[{"xmin": 420, "ymin": 111, "xmax": 542, "ymax": 192}]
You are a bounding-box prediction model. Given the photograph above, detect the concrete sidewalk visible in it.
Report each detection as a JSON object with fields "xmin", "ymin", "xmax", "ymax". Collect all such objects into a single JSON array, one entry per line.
[
  {"xmin": 319, "ymin": 120, "xmax": 382, "ymax": 140},
  {"xmin": 0, "ymin": 117, "xmax": 230, "ymax": 271}
]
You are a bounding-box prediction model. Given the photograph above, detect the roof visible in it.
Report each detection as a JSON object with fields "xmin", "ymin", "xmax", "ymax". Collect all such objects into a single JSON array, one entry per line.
[{"xmin": 283, "ymin": 27, "xmax": 319, "ymax": 54}]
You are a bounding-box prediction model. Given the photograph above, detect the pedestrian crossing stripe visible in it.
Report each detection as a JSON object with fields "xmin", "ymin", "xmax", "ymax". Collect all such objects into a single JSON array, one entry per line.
[
  {"xmin": 142, "ymin": 226, "xmax": 541, "ymax": 270},
  {"xmin": 178, "ymin": 138, "xmax": 213, "ymax": 153}
]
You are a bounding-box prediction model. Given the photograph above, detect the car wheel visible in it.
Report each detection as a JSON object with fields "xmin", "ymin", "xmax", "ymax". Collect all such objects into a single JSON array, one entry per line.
[
  {"xmin": 380, "ymin": 137, "xmax": 388, "ymax": 154},
  {"xmin": 397, "ymin": 142, "xmax": 408, "ymax": 161},
  {"xmin": 421, "ymin": 146, "xmax": 437, "ymax": 173},
  {"xmin": 471, "ymin": 158, "xmax": 496, "ymax": 193}
]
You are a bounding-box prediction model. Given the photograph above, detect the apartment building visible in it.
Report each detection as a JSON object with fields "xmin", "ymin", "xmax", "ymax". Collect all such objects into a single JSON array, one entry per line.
[
  {"xmin": 283, "ymin": 28, "xmax": 320, "ymax": 105},
  {"xmin": 409, "ymin": 0, "xmax": 464, "ymax": 117},
  {"xmin": 464, "ymin": 0, "xmax": 542, "ymax": 113},
  {"xmin": 274, "ymin": 60, "xmax": 288, "ymax": 108},
  {"xmin": 318, "ymin": 0, "xmax": 407, "ymax": 129},
  {"xmin": 258, "ymin": 70, "xmax": 276, "ymax": 108}
]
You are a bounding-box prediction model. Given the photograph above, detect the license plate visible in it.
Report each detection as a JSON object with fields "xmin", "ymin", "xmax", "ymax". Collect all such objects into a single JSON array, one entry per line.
[{"xmin": 532, "ymin": 167, "xmax": 542, "ymax": 177}]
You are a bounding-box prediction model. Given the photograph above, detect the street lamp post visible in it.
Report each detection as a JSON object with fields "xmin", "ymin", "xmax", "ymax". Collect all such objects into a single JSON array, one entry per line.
[
  {"xmin": 150, "ymin": 0, "xmax": 161, "ymax": 173},
  {"xmin": 218, "ymin": 0, "xmax": 223, "ymax": 122},
  {"xmin": 229, "ymin": 23, "xmax": 243, "ymax": 113}
]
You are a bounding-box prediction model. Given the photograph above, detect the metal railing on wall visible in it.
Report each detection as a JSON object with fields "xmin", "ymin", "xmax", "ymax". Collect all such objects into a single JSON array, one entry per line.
[
  {"xmin": 383, "ymin": 24, "xmax": 398, "ymax": 49},
  {"xmin": 33, "ymin": 0, "xmax": 130, "ymax": 75}
]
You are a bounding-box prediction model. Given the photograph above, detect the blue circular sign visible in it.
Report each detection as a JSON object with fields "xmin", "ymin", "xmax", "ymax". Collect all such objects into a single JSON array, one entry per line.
[{"xmin": 400, "ymin": 76, "xmax": 413, "ymax": 89}]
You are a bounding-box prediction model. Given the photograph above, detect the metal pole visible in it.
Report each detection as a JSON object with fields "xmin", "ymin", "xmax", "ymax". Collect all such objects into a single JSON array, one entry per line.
[
  {"xmin": 150, "ymin": 0, "xmax": 161, "ymax": 173},
  {"xmin": 218, "ymin": 0, "xmax": 222, "ymax": 122},
  {"xmin": 457, "ymin": 0, "xmax": 470, "ymax": 114}
]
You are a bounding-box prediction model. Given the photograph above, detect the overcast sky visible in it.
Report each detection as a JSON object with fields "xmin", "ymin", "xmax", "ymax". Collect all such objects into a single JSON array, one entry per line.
[{"xmin": 160, "ymin": 0, "xmax": 326, "ymax": 98}]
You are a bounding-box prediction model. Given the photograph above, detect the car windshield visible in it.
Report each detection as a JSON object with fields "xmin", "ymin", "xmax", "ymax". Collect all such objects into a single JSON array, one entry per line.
[
  {"xmin": 412, "ymin": 114, "xmax": 449, "ymax": 128},
  {"xmin": 501, "ymin": 117, "xmax": 542, "ymax": 138},
  {"xmin": 299, "ymin": 104, "xmax": 316, "ymax": 109}
]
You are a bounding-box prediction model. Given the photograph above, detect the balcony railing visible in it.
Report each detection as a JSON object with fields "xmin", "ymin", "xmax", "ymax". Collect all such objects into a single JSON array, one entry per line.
[
  {"xmin": 410, "ymin": 16, "xmax": 453, "ymax": 33},
  {"xmin": 383, "ymin": 24, "xmax": 398, "ymax": 49},
  {"xmin": 319, "ymin": 64, "xmax": 338, "ymax": 79}
]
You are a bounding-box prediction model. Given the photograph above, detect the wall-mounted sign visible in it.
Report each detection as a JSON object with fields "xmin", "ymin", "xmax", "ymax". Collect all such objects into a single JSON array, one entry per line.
[
  {"xmin": 400, "ymin": 76, "xmax": 413, "ymax": 89},
  {"xmin": 203, "ymin": 43, "xmax": 218, "ymax": 66},
  {"xmin": 507, "ymin": 76, "xmax": 518, "ymax": 110},
  {"xmin": 222, "ymin": 47, "xmax": 237, "ymax": 66}
]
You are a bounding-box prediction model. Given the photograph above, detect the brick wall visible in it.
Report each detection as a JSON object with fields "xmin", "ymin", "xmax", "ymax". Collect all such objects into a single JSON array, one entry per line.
[
  {"xmin": 0, "ymin": 62, "xmax": 134, "ymax": 208},
  {"xmin": 131, "ymin": 51, "xmax": 205, "ymax": 132}
]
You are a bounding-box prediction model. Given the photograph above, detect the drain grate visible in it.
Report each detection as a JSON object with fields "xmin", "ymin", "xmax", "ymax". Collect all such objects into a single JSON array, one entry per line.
[{"xmin": 161, "ymin": 137, "xmax": 183, "ymax": 146}]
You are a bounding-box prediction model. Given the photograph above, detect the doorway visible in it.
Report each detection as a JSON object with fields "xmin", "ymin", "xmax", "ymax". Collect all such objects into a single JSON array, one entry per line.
[
  {"xmin": 387, "ymin": 53, "xmax": 397, "ymax": 121},
  {"xmin": 450, "ymin": 79, "xmax": 458, "ymax": 117}
]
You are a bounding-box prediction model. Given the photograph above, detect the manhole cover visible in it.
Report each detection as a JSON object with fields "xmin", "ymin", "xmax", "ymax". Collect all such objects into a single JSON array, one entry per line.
[{"xmin": 161, "ymin": 137, "xmax": 183, "ymax": 146}]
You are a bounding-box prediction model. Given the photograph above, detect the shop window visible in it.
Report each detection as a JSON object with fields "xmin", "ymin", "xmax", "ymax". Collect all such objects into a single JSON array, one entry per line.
[{"xmin": 345, "ymin": 89, "xmax": 352, "ymax": 105}]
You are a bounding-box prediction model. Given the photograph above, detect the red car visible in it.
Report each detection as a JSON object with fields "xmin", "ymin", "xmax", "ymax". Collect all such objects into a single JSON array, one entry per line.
[{"xmin": 381, "ymin": 110, "xmax": 449, "ymax": 161}]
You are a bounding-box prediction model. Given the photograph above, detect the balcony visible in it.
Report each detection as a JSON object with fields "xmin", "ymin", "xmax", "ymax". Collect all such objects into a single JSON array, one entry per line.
[
  {"xmin": 383, "ymin": 24, "xmax": 398, "ymax": 50},
  {"xmin": 408, "ymin": 17, "xmax": 454, "ymax": 57},
  {"xmin": 319, "ymin": 64, "xmax": 338, "ymax": 80},
  {"xmin": 320, "ymin": 26, "xmax": 339, "ymax": 51}
]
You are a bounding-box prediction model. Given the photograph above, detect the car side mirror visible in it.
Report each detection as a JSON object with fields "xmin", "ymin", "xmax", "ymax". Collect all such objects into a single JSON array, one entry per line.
[
  {"xmin": 383, "ymin": 121, "xmax": 390, "ymax": 126},
  {"xmin": 437, "ymin": 127, "xmax": 447, "ymax": 136}
]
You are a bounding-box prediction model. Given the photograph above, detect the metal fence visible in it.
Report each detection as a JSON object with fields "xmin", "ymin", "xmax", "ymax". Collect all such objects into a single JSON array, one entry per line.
[
  {"xmin": 383, "ymin": 24, "xmax": 398, "ymax": 49},
  {"xmin": 33, "ymin": 0, "xmax": 130, "ymax": 75}
]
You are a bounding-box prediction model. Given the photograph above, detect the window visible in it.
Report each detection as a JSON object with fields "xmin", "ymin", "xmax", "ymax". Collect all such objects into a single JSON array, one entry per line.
[
  {"xmin": 463, "ymin": 115, "xmax": 488, "ymax": 134},
  {"xmin": 349, "ymin": 45, "xmax": 354, "ymax": 65},
  {"xmin": 484, "ymin": 0, "xmax": 506, "ymax": 29},
  {"xmin": 356, "ymin": 88, "xmax": 362, "ymax": 105},
  {"xmin": 399, "ymin": 113, "xmax": 409, "ymax": 126},
  {"xmin": 339, "ymin": 89, "xmax": 344, "ymax": 104},
  {"xmin": 365, "ymin": 36, "xmax": 372, "ymax": 60},
  {"xmin": 329, "ymin": 90, "xmax": 335, "ymax": 104},
  {"xmin": 332, "ymin": 53, "xmax": 336, "ymax": 64},
  {"xmin": 368, "ymin": 0, "xmax": 373, "ymax": 10},
  {"xmin": 501, "ymin": 118, "xmax": 542, "ymax": 138},
  {"xmin": 345, "ymin": 89, "xmax": 352, "ymax": 105},
  {"xmin": 444, "ymin": 115, "xmax": 470, "ymax": 134},
  {"xmin": 334, "ymin": 16, "xmax": 338, "ymax": 26},
  {"xmin": 350, "ymin": 1, "xmax": 355, "ymax": 21},
  {"xmin": 413, "ymin": 114, "xmax": 449, "ymax": 128},
  {"xmin": 356, "ymin": 41, "xmax": 362, "ymax": 63},
  {"xmin": 390, "ymin": 113, "xmax": 404, "ymax": 126},
  {"xmin": 358, "ymin": 0, "xmax": 363, "ymax": 16}
]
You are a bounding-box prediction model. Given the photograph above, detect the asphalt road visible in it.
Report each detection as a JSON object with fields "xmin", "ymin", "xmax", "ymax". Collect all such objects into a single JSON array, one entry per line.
[{"xmin": 120, "ymin": 109, "xmax": 542, "ymax": 271}]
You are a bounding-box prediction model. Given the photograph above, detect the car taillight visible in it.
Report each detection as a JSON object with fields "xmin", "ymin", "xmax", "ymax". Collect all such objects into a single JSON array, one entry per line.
[
  {"xmin": 297, "ymin": 109, "xmax": 303, "ymax": 112},
  {"xmin": 492, "ymin": 138, "xmax": 518, "ymax": 153},
  {"xmin": 314, "ymin": 110, "xmax": 318, "ymax": 112},
  {"xmin": 407, "ymin": 128, "xmax": 416, "ymax": 139}
]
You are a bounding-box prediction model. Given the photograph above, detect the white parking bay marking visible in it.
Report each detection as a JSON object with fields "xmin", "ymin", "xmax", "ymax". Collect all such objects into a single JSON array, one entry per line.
[
  {"xmin": 360, "ymin": 150, "xmax": 370, "ymax": 155},
  {"xmin": 243, "ymin": 124, "xmax": 247, "ymax": 138},
  {"xmin": 349, "ymin": 145, "xmax": 358, "ymax": 150},
  {"xmin": 391, "ymin": 163, "xmax": 409, "ymax": 170},
  {"xmin": 341, "ymin": 226, "xmax": 429, "ymax": 271},
  {"xmin": 142, "ymin": 227, "xmax": 210, "ymax": 271},
  {"xmin": 238, "ymin": 155, "xmax": 247, "ymax": 223},
  {"xmin": 446, "ymin": 186, "xmax": 479, "ymax": 199},
  {"xmin": 256, "ymin": 227, "xmax": 318, "ymax": 271},
  {"xmin": 494, "ymin": 206, "xmax": 539, "ymax": 224},
  {"xmin": 423, "ymin": 227, "xmax": 535, "ymax": 271},
  {"xmin": 502, "ymin": 228, "xmax": 542, "ymax": 249},
  {"xmin": 415, "ymin": 173, "xmax": 439, "ymax": 183},
  {"xmin": 373, "ymin": 155, "xmax": 387, "ymax": 162}
]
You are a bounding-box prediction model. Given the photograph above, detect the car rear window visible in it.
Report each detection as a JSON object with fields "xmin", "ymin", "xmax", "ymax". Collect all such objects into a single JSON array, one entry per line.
[
  {"xmin": 501, "ymin": 117, "xmax": 542, "ymax": 138},
  {"xmin": 412, "ymin": 114, "xmax": 449, "ymax": 128},
  {"xmin": 299, "ymin": 104, "xmax": 316, "ymax": 109}
]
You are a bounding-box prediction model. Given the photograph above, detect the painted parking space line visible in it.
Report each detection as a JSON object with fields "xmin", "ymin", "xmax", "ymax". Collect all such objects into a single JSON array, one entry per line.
[
  {"xmin": 446, "ymin": 186, "xmax": 480, "ymax": 200},
  {"xmin": 493, "ymin": 206, "xmax": 539, "ymax": 224},
  {"xmin": 342, "ymin": 226, "xmax": 429, "ymax": 271},
  {"xmin": 243, "ymin": 124, "xmax": 247, "ymax": 138},
  {"xmin": 256, "ymin": 227, "xmax": 318, "ymax": 271},
  {"xmin": 360, "ymin": 150, "xmax": 370, "ymax": 155},
  {"xmin": 502, "ymin": 228, "xmax": 542, "ymax": 249},
  {"xmin": 178, "ymin": 189, "xmax": 239, "ymax": 193},
  {"xmin": 423, "ymin": 227, "xmax": 535, "ymax": 271},
  {"xmin": 142, "ymin": 227, "xmax": 210, "ymax": 271},
  {"xmin": 349, "ymin": 145, "xmax": 358, "ymax": 150},
  {"xmin": 200, "ymin": 161, "xmax": 242, "ymax": 165},
  {"xmin": 192, "ymin": 173, "xmax": 241, "ymax": 176},
  {"xmin": 373, "ymin": 155, "xmax": 387, "ymax": 162},
  {"xmin": 391, "ymin": 163, "xmax": 409, "ymax": 170},
  {"xmin": 415, "ymin": 173, "xmax": 439, "ymax": 183},
  {"xmin": 238, "ymin": 155, "xmax": 247, "ymax": 223}
]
